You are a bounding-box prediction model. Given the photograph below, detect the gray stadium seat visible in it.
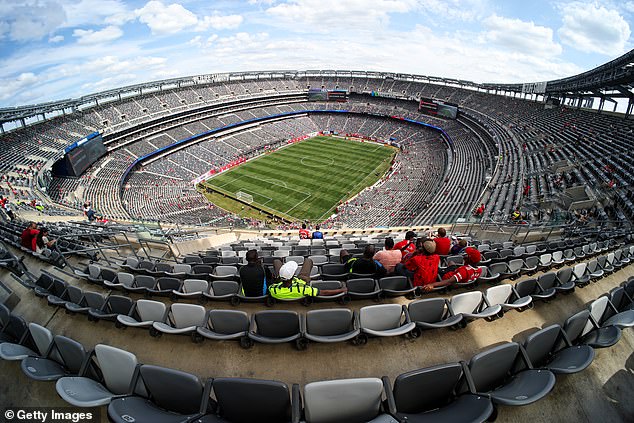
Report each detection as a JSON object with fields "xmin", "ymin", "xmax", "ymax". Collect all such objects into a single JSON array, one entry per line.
[
  {"xmin": 21, "ymin": 335, "xmax": 86, "ymax": 381},
  {"xmin": 514, "ymin": 278, "xmax": 556, "ymax": 302},
  {"xmin": 88, "ymin": 295, "xmax": 134, "ymax": 322},
  {"xmin": 377, "ymin": 276, "xmax": 416, "ymax": 298},
  {"xmin": 586, "ymin": 296, "xmax": 634, "ymax": 330},
  {"xmin": 194, "ymin": 309, "xmax": 250, "ymax": 346},
  {"xmin": 385, "ymin": 362, "xmax": 493, "ymax": 422},
  {"xmin": 467, "ymin": 342, "xmax": 556, "ymax": 406},
  {"xmin": 563, "ymin": 309, "xmax": 621, "ymax": 349},
  {"xmin": 0, "ymin": 322, "xmax": 52, "ymax": 361},
  {"xmin": 346, "ymin": 278, "xmax": 381, "ymax": 300},
  {"xmin": 116, "ymin": 299, "xmax": 167, "ymax": 329},
  {"xmin": 173, "ymin": 279, "xmax": 209, "ymax": 299},
  {"xmin": 303, "ymin": 308, "xmax": 360, "ymax": 344},
  {"xmin": 485, "ymin": 284, "xmax": 532, "ymax": 312},
  {"xmin": 56, "ymin": 344, "xmax": 140, "ymax": 407},
  {"xmin": 407, "ymin": 298, "xmax": 464, "ymax": 332},
  {"xmin": 449, "ymin": 291, "xmax": 502, "ymax": 321},
  {"xmin": 523, "ymin": 324, "xmax": 594, "ymax": 374},
  {"xmin": 359, "ymin": 304, "xmax": 416, "ymax": 340},
  {"xmin": 203, "ymin": 280, "xmax": 240, "ymax": 302},
  {"xmin": 248, "ymin": 310, "xmax": 303, "ymax": 347},
  {"xmin": 298, "ymin": 378, "xmax": 398, "ymax": 423},
  {"xmin": 151, "ymin": 303, "xmax": 206, "ymax": 337},
  {"xmin": 107, "ymin": 365, "xmax": 208, "ymax": 422}
]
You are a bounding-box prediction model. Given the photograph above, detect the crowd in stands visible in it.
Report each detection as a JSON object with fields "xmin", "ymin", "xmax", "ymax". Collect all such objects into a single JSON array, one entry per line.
[{"xmin": 1, "ymin": 74, "xmax": 633, "ymax": 228}]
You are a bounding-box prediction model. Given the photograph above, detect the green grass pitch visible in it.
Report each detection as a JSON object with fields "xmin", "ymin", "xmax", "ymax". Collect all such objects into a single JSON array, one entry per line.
[{"xmin": 201, "ymin": 136, "xmax": 396, "ymax": 221}]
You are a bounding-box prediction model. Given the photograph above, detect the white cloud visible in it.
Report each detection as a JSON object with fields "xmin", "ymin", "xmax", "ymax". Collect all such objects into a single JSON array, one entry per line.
[
  {"xmin": 266, "ymin": 0, "xmax": 416, "ymax": 30},
  {"xmin": 134, "ymin": 1, "xmax": 243, "ymax": 35},
  {"xmin": 59, "ymin": 0, "xmax": 134, "ymax": 27},
  {"xmin": 73, "ymin": 25, "xmax": 123, "ymax": 45},
  {"xmin": 482, "ymin": 15, "xmax": 562, "ymax": 58},
  {"xmin": 196, "ymin": 13, "xmax": 243, "ymax": 31},
  {"xmin": 48, "ymin": 35, "xmax": 64, "ymax": 43},
  {"xmin": 558, "ymin": 2, "xmax": 631, "ymax": 55},
  {"xmin": 417, "ymin": 0, "xmax": 489, "ymax": 22},
  {"xmin": 135, "ymin": 1, "xmax": 198, "ymax": 35},
  {"xmin": 0, "ymin": 72, "xmax": 39, "ymax": 102},
  {"xmin": 1, "ymin": 0, "xmax": 66, "ymax": 42}
]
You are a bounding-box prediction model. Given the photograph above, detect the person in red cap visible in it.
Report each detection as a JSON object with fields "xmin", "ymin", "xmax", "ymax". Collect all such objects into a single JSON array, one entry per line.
[{"xmin": 420, "ymin": 247, "xmax": 483, "ymax": 292}]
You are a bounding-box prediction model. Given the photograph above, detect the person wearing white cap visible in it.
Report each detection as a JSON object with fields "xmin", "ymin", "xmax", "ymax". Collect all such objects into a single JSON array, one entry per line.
[{"xmin": 269, "ymin": 258, "xmax": 347, "ymax": 300}]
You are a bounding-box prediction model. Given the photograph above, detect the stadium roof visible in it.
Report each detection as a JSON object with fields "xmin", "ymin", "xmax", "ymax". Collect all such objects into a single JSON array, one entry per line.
[{"xmin": 1, "ymin": 49, "xmax": 633, "ymax": 126}]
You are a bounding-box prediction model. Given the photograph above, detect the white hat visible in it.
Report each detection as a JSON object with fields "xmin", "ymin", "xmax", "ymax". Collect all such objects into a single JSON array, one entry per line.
[{"xmin": 279, "ymin": 261, "xmax": 298, "ymax": 280}]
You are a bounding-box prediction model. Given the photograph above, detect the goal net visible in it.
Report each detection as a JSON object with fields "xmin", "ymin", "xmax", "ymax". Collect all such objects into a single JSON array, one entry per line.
[{"xmin": 236, "ymin": 191, "xmax": 254, "ymax": 204}]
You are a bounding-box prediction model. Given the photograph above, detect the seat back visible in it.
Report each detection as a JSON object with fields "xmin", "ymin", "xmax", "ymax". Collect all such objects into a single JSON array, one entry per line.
[
  {"xmin": 54, "ymin": 335, "xmax": 86, "ymax": 374},
  {"xmin": 214, "ymin": 266, "xmax": 238, "ymax": 277},
  {"xmin": 393, "ymin": 363, "xmax": 463, "ymax": 414},
  {"xmin": 210, "ymin": 280, "xmax": 239, "ymax": 296},
  {"xmin": 136, "ymin": 300, "xmax": 166, "ymax": 322},
  {"xmin": 311, "ymin": 280, "xmax": 344, "ymax": 293},
  {"xmin": 213, "ymin": 378, "xmax": 291, "ymax": 422},
  {"xmin": 116, "ymin": 272, "xmax": 135, "ymax": 287},
  {"xmin": 306, "ymin": 309, "xmax": 355, "ymax": 336},
  {"xmin": 134, "ymin": 275, "xmax": 156, "ymax": 289},
  {"xmin": 557, "ymin": 267, "xmax": 573, "ymax": 284},
  {"xmin": 450, "ymin": 291, "xmax": 483, "ymax": 314},
  {"xmin": 138, "ymin": 261, "xmax": 155, "ymax": 271},
  {"xmin": 208, "ymin": 310, "xmax": 249, "ymax": 334},
  {"xmin": 539, "ymin": 253, "xmax": 552, "ymax": 265},
  {"xmin": 563, "ymin": 310, "xmax": 590, "ymax": 342},
  {"xmin": 192, "ymin": 264, "xmax": 214, "ymax": 275},
  {"xmin": 0, "ymin": 303, "xmax": 10, "ymax": 329},
  {"xmin": 182, "ymin": 279, "xmax": 209, "ymax": 294},
  {"xmin": 157, "ymin": 277, "xmax": 182, "ymax": 291},
  {"xmin": 359, "ymin": 304, "xmax": 402, "ymax": 331},
  {"xmin": 378, "ymin": 276, "xmax": 408, "ymax": 291},
  {"xmin": 66, "ymin": 286, "xmax": 83, "ymax": 305},
  {"xmin": 515, "ymin": 279, "xmax": 537, "ymax": 297},
  {"xmin": 513, "ymin": 246, "xmax": 526, "ymax": 256},
  {"xmin": 347, "ymin": 278, "xmax": 377, "ymax": 294},
  {"xmin": 84, "ymin": 292, "xmax": 106, "ymax": 310},
  {"xmin": 407, "ymin": 298, "xmax": 446, "ymax": 323},
  {"xmin": 107, "ymin": 296, "xmax": 134, "ymax": 315},
  {"xmin": 123, "ymin": 257, "xmax": 139, "ymax": 268},
  {"xmin": 586, "ymin": 259, "xmax": 599, "ymax": 273},
  {"xmin": 573, "ymin": 263, "xmax": 587, "ymax": 278},
  {"xmin": 322, "ymin": 263, "xmax": 346, "ymax": 275},
  {"xmin": 3, "ymin": 314, "xmax": 28, "ymax": 342},
  {"xmin": 154, "ymin": 263, "xmax": 173, "ymax": 273},
  {"xmin": 254, "ymin": 311, "xmax": 300, "ymax": 338},
  {"xmin": 508, "ymin": 259, "xmax": 523, "ymax": 272},
  {"xmin": 304, "ymin": 378, "xmax": 384, "ymax": 423},
  {"xmin": 552, "ymin": 251, "xmax": 563, "ymax": 261},
  {"xmin": 523, "ymin": 325, "xmax": 560, "ymax": 367},
  {"xmin": 524, "ymin": 256, "xmax": 539, "ymax": 268},
  {"xmin": 538, "ymin": 273, "xmax": 557, "ymax": 290},
  {"xmin": 172, "ymin": 264, "xmax": 191, "ymax": 274},
  {"xmin": 171, "ymin": 304, "xmax": 206, "ymax": 328},
  {"xmin": 138, "ymin": 365, "xmax": 203, "ymax": 415},
  {"xmin": 584, "ymin": 297, "xmax": 609, "ymax": 334},
  {"xmin": 88, "ymin": 264, "xmax": 101, "ymax": 279},
  {"xmin": 469, "ymin": 343, "xmax": 519, "ymax": 392},
  {"xmin": 488, "ymin": 262, "xmax": 508, "ymax": 275},
  {"xmin": 485, "ymin": 285, "xmax": 512, "ymax": 306},
  {"xmin": 27, "ymin": 323, "xmax": 54, "ymax": 356},
  {"xmin": 309, "ymin": 255, "xmax": 329, "ymax": 266},
  {"xmin": 95, "ymin": 344, "xmax": 139, "ymax": 395}
]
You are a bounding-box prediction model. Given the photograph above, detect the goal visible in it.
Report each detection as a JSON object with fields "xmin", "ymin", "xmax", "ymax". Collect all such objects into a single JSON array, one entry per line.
[{"xmin": 236, "ymin": 191, "xmax": 254, "ymax": 204}]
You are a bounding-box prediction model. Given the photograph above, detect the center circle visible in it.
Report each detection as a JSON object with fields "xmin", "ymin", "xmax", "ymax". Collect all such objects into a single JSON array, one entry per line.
[{"xmin": 300, "ymin": 156, "xmax": 334, "ymax": 168}]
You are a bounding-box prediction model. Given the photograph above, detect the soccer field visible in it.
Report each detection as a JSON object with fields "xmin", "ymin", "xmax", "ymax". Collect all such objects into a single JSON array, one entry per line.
[{"xmin": 201, "ymin": 136, "xmax": 396, "ymax": 222}]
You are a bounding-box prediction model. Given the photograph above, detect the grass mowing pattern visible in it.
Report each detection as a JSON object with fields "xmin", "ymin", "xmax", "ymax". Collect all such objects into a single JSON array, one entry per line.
[{"xmin": 201, "ymin": 136, "xmax": 396, "ymax": 221}]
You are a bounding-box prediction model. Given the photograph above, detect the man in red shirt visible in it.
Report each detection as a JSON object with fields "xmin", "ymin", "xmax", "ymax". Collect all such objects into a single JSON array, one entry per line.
[
  {"xmin": 20, "ymin": 222, "xmax": 39, "ymax": 250},
  {"xmin": 394, "ymin": 231, "xmax": 416, "ymax": 257},
  {"xmin": 299, "ymin": 223, "xmax": 310, "ymax": 239},
  {"xmin": 421, "ymin": 247, "xmax": 483, "ymax": 292},
  {"xmin": 433, "ymin": 227, "xmax": 451, "ymax": 256},
  {"xmin": 397, "ymin": 239, "xmax": 440, "ymax": 287}
]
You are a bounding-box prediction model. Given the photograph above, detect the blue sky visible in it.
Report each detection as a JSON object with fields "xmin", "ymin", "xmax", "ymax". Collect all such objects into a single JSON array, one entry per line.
[{"xmin": 0, "ymin": 0, "xmax": 632, "ymax": 107}]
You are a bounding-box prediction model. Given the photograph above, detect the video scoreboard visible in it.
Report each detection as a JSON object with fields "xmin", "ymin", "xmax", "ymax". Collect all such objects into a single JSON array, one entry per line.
[
  {"xmin": 418, "ymin": 97, "xmax": 459, "ymax": 119},
  {"xmin": 52, "ymin": 132, "xmax": 107, "ymax": 177},
  {"xmin": 308, "ymin": 88, "xmax": 348, "ymax": 102}
]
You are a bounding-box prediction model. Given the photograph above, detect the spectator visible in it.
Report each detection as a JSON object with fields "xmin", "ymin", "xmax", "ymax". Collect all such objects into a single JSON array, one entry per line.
[
  {"xmin": 2, "ymin": 202, "xmax": 15, "ymax": 221},
  {"xmin": 312, "ymin": 225, "xmax": 323, "ymax": 239},
  {"xmin": 421, "ymin": 247, "xmax": 483, "ymax": 292},
  {"xmin": 373, "ymin": 237, "xmax": 401, "ymax": 274},
  {"xmin": 269, "ymin": 259, "xmax": 347, "ymax": 299},
  {"xmin": 450, "ymin": 239, "xmax": 468, "ymax": 255},
  {"xmin": 394, "ymin": 230, "xmax": 417, "ymax": 257},
  {"xmin": 84, "ymin": 202, "xmax": 96, "ymax": 222},
  {"xmin": 299, "ymin": 223, "xmax": 310, "ymax": 239},
  {"xmin": 396, "ymin": 238, "xmax": 440, "ymax": 288},
  {"xmin": 474, "ymin": 203, "xmax": 485, "ymax": 217},
  {"xmin": 34, "ymin": 228, "xmax": 56, "ymax": 254},
  {"xmin": 20, "ymin": 222, "xmax": 39, "ymax": 250},
  {"xmin": 239, "ymin": 249, "xmax": 271, "ymax": 297},
  {"xmin": 349, "ymin": 245, "xmax": 386, "ymax": 277},
  {"xmin": 433, "ymin": 227, "xmax": 451, "ymax": 256}
]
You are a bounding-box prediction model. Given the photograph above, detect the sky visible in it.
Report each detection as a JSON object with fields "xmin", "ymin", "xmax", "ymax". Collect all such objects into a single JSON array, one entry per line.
[{"xmin": 0, "ymin": 0, "xmax": 632, "ymax": 108}]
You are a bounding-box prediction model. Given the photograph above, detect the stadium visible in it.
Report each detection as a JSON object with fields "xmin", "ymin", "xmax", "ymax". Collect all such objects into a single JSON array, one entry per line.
[{"xmin": 1, "ymin": 2, "xmax": 634, "ymax": 423}]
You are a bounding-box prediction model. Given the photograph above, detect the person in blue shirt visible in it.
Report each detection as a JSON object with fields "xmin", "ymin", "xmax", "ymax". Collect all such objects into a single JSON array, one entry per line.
[{"xmin": 312, "ymin": 225, "xmax": 323, "ymax": 239}]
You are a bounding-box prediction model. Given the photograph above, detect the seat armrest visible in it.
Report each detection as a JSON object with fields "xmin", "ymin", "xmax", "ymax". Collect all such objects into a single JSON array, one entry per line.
[
  {"xmin": 402, "ymin": 304, "xmax": 412, "ymax": 324},
  {"xmin": 518, "ymin": 344, "xmax": 534, "ymax": 370},
  {"xmin": 292, "ymin": 383, "xmax": 302, "ymax": 423},
  {"xmin": 199, "ymin": 378, "xmax": 214, "ymax": 415},
  {"xmin": 381, "ymin": 376, "xmax": 397, "ymax": 415}
]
